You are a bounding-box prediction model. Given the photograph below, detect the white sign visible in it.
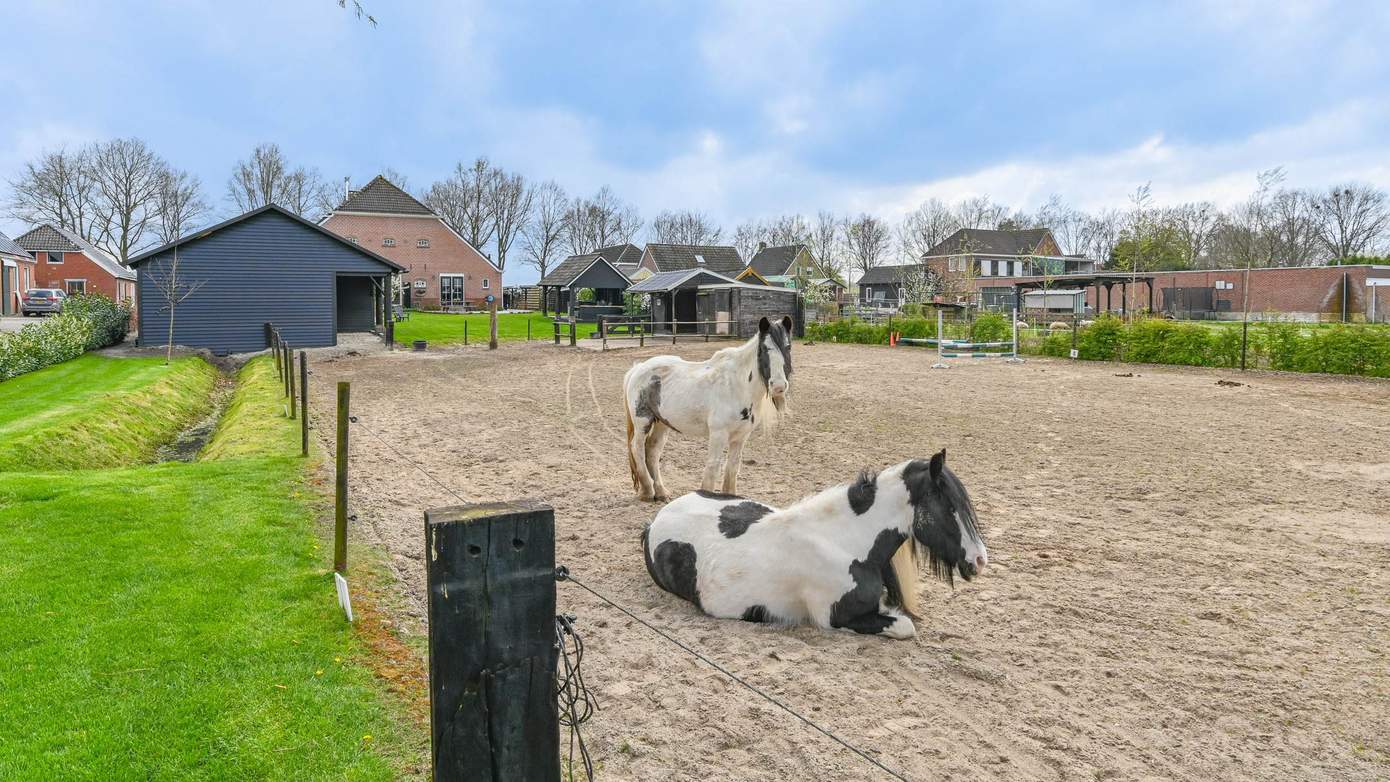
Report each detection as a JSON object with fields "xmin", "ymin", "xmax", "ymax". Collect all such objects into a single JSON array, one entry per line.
[
  {"xmin": 1367, "ymin": 278, "xmax": 1390, "ymax": 287},
  {"xmin": 413, "ymin": 279, "xmax": 427, "ymax": 289},
  {"xmin": 335, "ymin": 572, "xmax": 354, "ymax": 622},
  {"xmin": 1069, "ymin": 348, "xmax": 1079, "ymax": 359}
]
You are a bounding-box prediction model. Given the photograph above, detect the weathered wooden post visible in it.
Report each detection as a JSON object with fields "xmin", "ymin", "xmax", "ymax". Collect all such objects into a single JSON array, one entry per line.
[
  {"xmin": 464, "ymin": 319, "xmax": 469, "ymax": 346},
  {"xmin": 283, "ymin": 340, "xmax": 292, "ymax": 401},
  {"xmin": 569, "ymin": 318, "xmax": 577, "ymax": 348},
  {"xmin": 287, "ymin": 342, "xmax": 297, "ymax": 420},
  {"xmin": 273, "ymin": 329, "xmax": 283, "ymax": 379},
  {"xmin": 424, "ymin": 501, "xmax": 559, "ymax": 782},
  {"xmin": 527, "ymin": 318, "xmax": 532, "ymax": 342},
  {"xmin": 299, "ymin": 351, "xmax": 309, "ymax": 458},
  {"xmin": 335, "ymin": 381, "xmax": 350, "ymax": 574},
  {"xmin": 488, "ymin": 296, "xmax": 499, "ymax": 350}
]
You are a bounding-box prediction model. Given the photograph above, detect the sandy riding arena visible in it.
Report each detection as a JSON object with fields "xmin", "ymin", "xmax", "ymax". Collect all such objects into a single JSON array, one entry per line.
[{"xmin": 310, "ymin": 341, "xmax": 1389, "ymax": 781}]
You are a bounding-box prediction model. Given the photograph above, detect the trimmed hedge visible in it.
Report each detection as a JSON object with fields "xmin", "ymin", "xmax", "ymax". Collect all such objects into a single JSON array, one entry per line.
[
  {"xmin": 0, "ymin": 294, "xmax": 133, "ymax": 382},
  {"xmin": 806, "ymin": 317, "xmax": 939, "ymax": 344},
  {"xmin": 1025, "ymin": 316, "xmax": 1390, "ymax": 377}
]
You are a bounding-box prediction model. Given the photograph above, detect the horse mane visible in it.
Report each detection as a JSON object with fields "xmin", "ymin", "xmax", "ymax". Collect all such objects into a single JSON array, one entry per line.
[{"xmin": 886, "ymin": 542, "xmax": 921, "ymax": 618}]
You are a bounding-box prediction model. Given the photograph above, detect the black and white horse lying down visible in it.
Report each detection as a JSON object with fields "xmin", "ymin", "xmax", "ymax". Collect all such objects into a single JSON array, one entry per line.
[{"xmin": 642, "ymin": 451, "xmax": 987, "ymax": 639}]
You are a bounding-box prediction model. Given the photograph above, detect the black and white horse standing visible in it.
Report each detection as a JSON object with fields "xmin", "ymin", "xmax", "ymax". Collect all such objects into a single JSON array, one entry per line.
[
  {"xmin": 642, "ymin": 451, "xmax": 988, "ymax": 639},
  {"xmin": 623, "ymin": 316, "xmax": 792, "ymax": 501}
]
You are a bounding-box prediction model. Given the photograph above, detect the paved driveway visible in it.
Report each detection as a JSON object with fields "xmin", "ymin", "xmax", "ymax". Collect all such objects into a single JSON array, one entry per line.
[{"xmin": 0, "ymin": 316, "xmax": 33, "ymax": 333}]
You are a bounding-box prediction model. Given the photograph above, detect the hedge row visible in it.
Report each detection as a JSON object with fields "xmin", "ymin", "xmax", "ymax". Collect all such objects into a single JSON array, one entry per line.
[
  {"xmin": 805, "ymin": 312, "xmax": 1013, "ymax": 345},
  {"xmin": 0, "ymin": 294, "xmax": 133, "ymax": 381},
  {"xmin": 1027, "ymin": 315, "xmax": 1390, "ymax": 377}
]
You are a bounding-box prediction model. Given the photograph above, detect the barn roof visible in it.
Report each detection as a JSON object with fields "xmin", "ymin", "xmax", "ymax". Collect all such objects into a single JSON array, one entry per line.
[
  {"xmin": 538, "ymin": 252, "xmax": 629, "ymax": 288},
  {"xmin": 627, "ymin": 268, "xmax": 742, "ymax": 292},
  {"xmin": 334, "ymin": 175, "xmax": 433, "ymax": 216},
  {"xmin": 127, "ymin": 204, "xmax": 406, "ymax": 271},
  {"xmin": 0, "ymin": 230, "xmax": 33, "ymax": 261},
  {"xmin": 642, "ymin": 244, "xmax": 744, "ymax": 275}
]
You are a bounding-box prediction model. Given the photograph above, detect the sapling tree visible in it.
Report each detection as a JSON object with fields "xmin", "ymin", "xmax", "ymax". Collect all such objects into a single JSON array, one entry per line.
[{"xmin": 145, "ymin": 245, "xmax": 205, "ymax": 364}]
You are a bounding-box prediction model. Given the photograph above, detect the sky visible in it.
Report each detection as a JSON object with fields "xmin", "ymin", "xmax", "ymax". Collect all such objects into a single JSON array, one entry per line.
[{"xmin": 3, "ymin": 0, "xmax": 1389, "ymax": 283}]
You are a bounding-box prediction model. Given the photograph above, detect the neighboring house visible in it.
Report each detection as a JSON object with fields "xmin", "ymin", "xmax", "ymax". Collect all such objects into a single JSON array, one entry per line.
[
  {"xmin": 128, "ymin": 205, "xmax": 404, "ymax": 355},
  {"xmin": 592, "ymin": 242, "xmax": 643, "ymax": 270},
  {"xmin": 747, "ymin": 243, "xmax": 818, "ymax": 281},
  {"xmin": 857, "ymin": 264, "xmax": 926, "ymax": 307},
  {"xmin": 14, "ymin": 223, "xmax": 137, "ymax": 304},
  {"xmin": 0, "ymin": 231, "xmax": 38, "ymax": 316},
  {"xmin": 537, "ymin": 252, "xmax": 630, "ymax": 320},
  {"xmin": 320, "ymin": 175, "xmax": 500, "ymax": 310},
  {"xmin": 637, "ymin": 243, "xmax": 745, "ymax": 277},
  {"xmin": 920, "ymin": 227, "xmax": 1095, "ymax": 306}
]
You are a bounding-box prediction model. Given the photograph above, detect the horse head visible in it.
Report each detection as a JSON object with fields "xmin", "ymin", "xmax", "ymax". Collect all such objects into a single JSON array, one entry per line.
[
  {"xmin": 904, "ymin": 449, "xmax": 988, "ymax": 584},
  {"xmin": 756, "ymin": 315, "xmax": 793, "ymax": 409}
]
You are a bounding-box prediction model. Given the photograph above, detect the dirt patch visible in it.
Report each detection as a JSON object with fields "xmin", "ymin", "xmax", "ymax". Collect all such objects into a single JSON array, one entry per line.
[{"xmin": 308, "ymin": 342, "xmax": 1390, "ymax": 781}]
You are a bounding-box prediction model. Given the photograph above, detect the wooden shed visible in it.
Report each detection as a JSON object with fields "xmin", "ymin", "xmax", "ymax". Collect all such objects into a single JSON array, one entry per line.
[
  {"xmin": 128, "ymin": 205, "xmax": 405, "ymax": 355},
  {"xmin": 627, "ymin": 269, "xmax": 801, "ymax": 336}
]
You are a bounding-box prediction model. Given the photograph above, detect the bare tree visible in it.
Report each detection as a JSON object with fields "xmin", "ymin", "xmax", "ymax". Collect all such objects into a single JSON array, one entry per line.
[
  {"xmin": 809, "ymin": 211, "xmax": 843, "ymax": 280},
  {"xmin": 563, "ymin": 186, "xmax": 641, "ymax": 254},
  {"xmin": 1313, "ymin": 183, "xmax": 1389, "ymax": 260},
  {"xmin": 520, "ymin": 180, "xmax": 568, "ymax": 281},
  {"xmin": 226, "ymin": 143, "xmax": 329, "ymax": 218},
  {"xmin": 90, "ymin": 138, "xmax": 167, "ymax": 263},
  {"xmin": 424, "ymin": 158, "xmax": 498, "ymax": 254},
  {"xmin": 155, "ymin": 168, "xmax": 209, "ymax": 245},
  {"xmin": 145, "ymin": 246, "xmax": 206, "ymax": 364},
  {"xmin": 955, "ymin": 195, "xmax": 1008, "ymax": 230},
  {"xmin": 1266, "ymin": 188, "xmax": 1323, "ymax": 266},
  {"xmin": 1082, "ymin": 209, "xmax": 1124, "ymax": 268},
  {"xmin": 336, "ymin": 0, "xmax": 378, "ymax": 25},
  {"xmin": 1164, "ymin": 202, "xmax": 1219, "ymax": 269},
  {"xmin": 490, "ymin": 169, "xmax": 532, "ymax": 272},
  {"xmin": 731, "ymin": 220, "xmax": 764, "ymax": 263},
  {"xmin": 842, "ymin": 214, "xmax": 891, "ymax": 282},
  {"xmin": 651, "ymin": 209, "xmax": 723, "ymax": 245},
  {"xmin": 1036, "ymin": 194, "xmax": 1089, "ymax": 256},
  {"xmin": 898, "ymin": 198, "xmax": 960, "ymax": 262},
  {"xmin": 7, "ymin": 147, "xmax": 104, "ymax": 241}
]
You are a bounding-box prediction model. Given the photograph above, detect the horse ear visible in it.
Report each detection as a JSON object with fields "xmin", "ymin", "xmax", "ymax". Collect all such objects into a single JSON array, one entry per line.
[
  {"xmin": 758, "ymin": 316, "xmax": 770, "ymax": 333},
  {"xmin": 781, "ymin": 315, "xmax": 793, "ymax": 334},
  {"xmin": 929, "ymin": 449, "xmax": 945, "ymax": 480}
]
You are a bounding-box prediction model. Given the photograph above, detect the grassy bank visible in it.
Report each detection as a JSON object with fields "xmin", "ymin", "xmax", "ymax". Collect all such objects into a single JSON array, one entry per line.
[
  {"xmin": 0, "ymin": 355, "xmax": 216, "ymax": 472},
  {"xmin": 394, "ymin": 310, "xmax": 599, "ymax": 346},
  {"xmin": 0, "ymin": 355, "xmax": 422, "ymax": 780}
]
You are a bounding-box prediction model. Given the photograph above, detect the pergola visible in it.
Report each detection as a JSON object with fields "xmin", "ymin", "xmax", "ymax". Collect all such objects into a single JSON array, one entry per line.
[
  {"xmin": 1013, "ymin": 273, "xmax": 1157, "ymax": 316},
  {"xmin": 537, "ymin": 253, "xmax": 631, "ymax": 320}
]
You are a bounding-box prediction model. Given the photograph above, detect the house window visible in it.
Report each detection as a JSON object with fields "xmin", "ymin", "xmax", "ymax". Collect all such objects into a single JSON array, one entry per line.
[
  {"xmin": 383, "ymin": 237, "xmax": 396, "ymax": 247},
  {"xmin": 981, "ymin": 260, "xmax": 993, "ymax": 276},
  {"xmin": 439, "ymin": 274, "xmax": 466, "ymax": 307},
  {"xmin": 47, "ymin": 251, "xmax": 63, "ymax": 264},
  {"xmin": 417, "ymin": 238, "xmax": 430, "ymax": 248},
  {"xmin": 482, "ymin": 277, "xmax": 490, "ymax": 289},
  {"xmin": 65, "ymin": 279, "xmax": 86, "ymax": 295},
  {"xmin": 347, "ymin": 236, "xmax": 359, "ymax": 244}
]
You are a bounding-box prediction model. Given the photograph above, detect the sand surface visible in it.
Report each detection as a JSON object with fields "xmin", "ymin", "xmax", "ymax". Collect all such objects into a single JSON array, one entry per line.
[{"xmin": 308, "ymin": 340, "xmax": 1389, "ymax": 781}]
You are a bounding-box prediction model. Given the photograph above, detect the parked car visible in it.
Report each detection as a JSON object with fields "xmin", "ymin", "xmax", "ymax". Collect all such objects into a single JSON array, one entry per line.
[{"xmin": 21, "ymin": 288, "xmax": 67, "ymax": 316}]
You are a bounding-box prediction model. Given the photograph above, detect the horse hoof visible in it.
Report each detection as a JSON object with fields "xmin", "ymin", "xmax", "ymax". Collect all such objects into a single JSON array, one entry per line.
[{"xmin": 654, "ymin": 494, "xmax": 670, "ymax": 503}]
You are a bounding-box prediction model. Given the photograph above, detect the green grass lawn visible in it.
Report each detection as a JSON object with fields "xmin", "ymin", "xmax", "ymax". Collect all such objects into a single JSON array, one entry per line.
[
  {"xmin": 393, "ymin": 310, "xmax": 599, "ymax": 346},
  {"xmin": 0, "ymin": 355, "xmax": 216, "ymax": 472},
  {"xmin": 0, "ymin": 356, "xmax": 422, "ymax": 780}
]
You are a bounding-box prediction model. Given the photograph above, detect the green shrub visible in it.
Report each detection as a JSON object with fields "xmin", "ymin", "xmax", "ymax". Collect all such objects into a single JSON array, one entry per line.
[
  {"xmin": 61, "ymin": 294, "xmax": 132, "ymax": 350},
  {"xmin": 0, "ymin": 294, "xmax": 132, "ymax": 382},
  {"xmin": 1123, "ymin": 318, "xmax": 1215, "ymax": 366},
  {"xmin": 1077, "ymin": 315, "xmax": 1125, "ymax": 361},
  {"xmin": 970, "ymin": 312, "xmax": 1011, "ymax": 343},
  {"xmin": 1037, "ymin": 332, "xmax": 1072, "ymax": 357},
  {"xmin": 1263, "ymin": 321, "xmax": 1303, "ymax": 371},
  {"xmin": 899, "ymin": 303, "xmax": 924, "ymax": 318},
  {"xmin": 805, "ymin": 316, "xmax": 938, "ymax": 345}
]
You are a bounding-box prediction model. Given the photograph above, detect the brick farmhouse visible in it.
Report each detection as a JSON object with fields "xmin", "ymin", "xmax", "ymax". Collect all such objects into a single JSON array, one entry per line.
[
  {"xmin": 14, "ymin": 223, "xmax": 137, "ymax": 305},
  {"xmin": 321, "ymin": 176, "xmax": 500, "ymax": 310}
]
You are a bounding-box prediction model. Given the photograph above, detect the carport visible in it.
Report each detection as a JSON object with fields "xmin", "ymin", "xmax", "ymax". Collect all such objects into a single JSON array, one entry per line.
[{"xmin": 127, "ymin": 205, "xmax": 404, "ymax": 355}]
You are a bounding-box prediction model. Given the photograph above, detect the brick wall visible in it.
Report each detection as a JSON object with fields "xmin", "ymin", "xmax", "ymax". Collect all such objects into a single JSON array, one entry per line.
[
  {"xmin": 967, "ymin": 265, "xmax": 1388, "ymax": 321},
  {"xmin": 321, "ymin": 213, "xmax": 501, "ymax": 308},
  {"xmin": 31, "ymin": 250, "xmax": 133, "ymax": 303}
]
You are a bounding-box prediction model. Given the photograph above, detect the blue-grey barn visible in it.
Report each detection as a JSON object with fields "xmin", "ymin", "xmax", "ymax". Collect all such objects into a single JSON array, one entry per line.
[{"xmin": 128, "ymin": 205, "xmax": 404, "ymax": 355}]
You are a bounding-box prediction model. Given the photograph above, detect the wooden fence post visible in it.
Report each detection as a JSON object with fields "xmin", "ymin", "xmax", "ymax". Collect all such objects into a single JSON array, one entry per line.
[
  {"xmin": 335, "ymin": 381, "xmax": 350, "ymax": 574},
  {"xmin": 273, "ymin": 330, "xmax": 283, "ymax": 380},
  {"xmin": 288, "ymin": 342, "xmax": 296, "ymax": 420},
  {"xmin": 488, "ymin": 299, "xmax": 499, "ymax": 350},
  {"xmin": 299, "ymin": 351, "xmax": 309, "ymax": 458},
  {"xmin": 424, "ymin": 501, "xmax": 559, "ymax": 782},
  {"xmin": 569, "ymin": 318, "xmax": 576, "ymax": 348},
  {"xmin": 283, "ymin": 340, "xmax": 292, "ymax": 401},
  {"xmin": 464, "ymin": 319, "xmax": 469, "ymax": 346}
]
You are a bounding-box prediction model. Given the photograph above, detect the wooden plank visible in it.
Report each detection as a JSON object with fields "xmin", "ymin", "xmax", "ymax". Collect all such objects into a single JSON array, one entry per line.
[
  {"xmin": 334, "ymin": 381, "xmax": 350, "ymax": 574},
  {"xmin": 425, "ymin": 501, "xmax": 559, "ymax": 782},
  {"xmin": 299, "ymin": 351, "xmax": 309, "ymax": 457}
]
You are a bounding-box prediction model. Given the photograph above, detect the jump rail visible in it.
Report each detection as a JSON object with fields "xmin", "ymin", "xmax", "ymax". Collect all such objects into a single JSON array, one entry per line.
[
  {"xmin": 595, "ymin": 317, "xmax": 741, "ymax": 350},
  {"xmin": 893, "ymin": 310, "xmax": 1024, "ymax": 364}
]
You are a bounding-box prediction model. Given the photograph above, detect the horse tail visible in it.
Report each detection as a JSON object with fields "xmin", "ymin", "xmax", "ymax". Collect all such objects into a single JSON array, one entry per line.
[
  {"xmin": 887, "ymin": 540, "xmax": 921, "ymax": 619},
  {"xmin": 624, "ymin": 386, "xmax": 641, "ymax": 495}
]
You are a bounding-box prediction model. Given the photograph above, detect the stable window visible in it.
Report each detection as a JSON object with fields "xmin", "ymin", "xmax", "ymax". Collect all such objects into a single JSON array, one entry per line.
[
  {"xmin": 65, "ymin": 279, "xmax": 86, "ymax": 295},
  {"xmin": 482, "ymin": 277, "xmax": 490, "ymax": 289},
  {"xmin": 417, "ymin": 238, "xmax": 430, "ymax": 248},
  {"xmin": 47, "ymin": 251, "xmax": 63, "ymax": 264},
  {"xmin": 383, "ymin": 237, "xmax": 396, "ymax": 247},
  {"xmin": 863, "ymin": 286, "xmax": 873, "ymax": 299}
]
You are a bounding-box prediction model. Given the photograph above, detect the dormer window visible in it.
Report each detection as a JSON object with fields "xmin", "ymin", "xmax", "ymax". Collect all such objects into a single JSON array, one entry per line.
[
  {"xmin": 417, "ymin": 238, "xmax": 430, "ymax": 248},
  {"xmin": 694, "ymin": 253, "xmax": 706, "ymax": 265},
  {"xmin": 383, "ymin": 237, "xmax": 396, "ymax": 247}
]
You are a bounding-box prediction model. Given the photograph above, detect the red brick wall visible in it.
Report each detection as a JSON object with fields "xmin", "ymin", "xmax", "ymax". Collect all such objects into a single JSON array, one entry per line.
[
  {"xmin": 971, "ymin": 265, "xmax": 1386, "ymax": 321},
  {"xmin": 321, "ymin": 213, "xmax": 501, "ymax": 308},
  {"xmin": 31, "ymin": 250, "xmax": 132, "ymax": 302}
]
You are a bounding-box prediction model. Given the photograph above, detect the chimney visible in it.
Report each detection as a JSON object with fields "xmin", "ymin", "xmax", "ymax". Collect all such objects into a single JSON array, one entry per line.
[
  {"xmin": 757, "ymin": 241, "xmax": 767, "ymax": 252},
  {"xmin": 343, "ymin": 176, "xmax": 350, "ymax": 202}
]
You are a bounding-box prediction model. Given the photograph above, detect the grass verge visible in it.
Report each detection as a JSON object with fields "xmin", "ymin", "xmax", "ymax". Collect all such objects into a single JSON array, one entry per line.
[
  {"xmin": 394, "ymin": 310, "xmax": 599, "ymax": 346},
  {"xmin": 0, "ymin": 355, "xmax": 425, "ymax": 780},
  {"xmin": 0, "ymin": 354, "xmax": 216, "ymax": 472}
]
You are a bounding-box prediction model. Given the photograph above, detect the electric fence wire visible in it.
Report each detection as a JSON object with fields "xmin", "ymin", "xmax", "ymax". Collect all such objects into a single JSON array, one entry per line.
[{"xmin": 555, "ymin": 613, "xmax": 597, "ymax": 781}]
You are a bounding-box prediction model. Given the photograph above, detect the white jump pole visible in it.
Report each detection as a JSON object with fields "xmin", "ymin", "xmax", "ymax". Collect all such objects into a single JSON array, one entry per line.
[
  {"xmin": 937, "ymin": 309, "xmax": 944, "ymax": 360},
  {"xmin": 1012, "ymin": 308, "xmax": 1018, "ymax": 356}
]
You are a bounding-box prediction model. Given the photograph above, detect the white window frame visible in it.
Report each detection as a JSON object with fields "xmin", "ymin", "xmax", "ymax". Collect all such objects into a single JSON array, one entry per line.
[
  {"xmin": 981, "ymin": 260, "xmax": 993, "ymax": 276},
  {"xmin": 383, "ymin": 237, "xmax": 396, "ymax": 247},
  {"xmin": 64, "ymin": 278, "xmax": 87, "ymax": 295},
  {"xmin": 417, "ymin": 238, "xmax": 430, "ymax": 248},
  {"xmin": 47, "ymin": 251, "xmax": 63, "ymax": 264},
  {"xmin": 439, "ymin": 273, "xmax": 466, "ymax": 307},
  {"xmin": 863, "ymin": 286, "xmax": 873, "ymax": 300},
  {"xmin": 482, "ymin": 277, "xmax": 490, "ymax": 289}
]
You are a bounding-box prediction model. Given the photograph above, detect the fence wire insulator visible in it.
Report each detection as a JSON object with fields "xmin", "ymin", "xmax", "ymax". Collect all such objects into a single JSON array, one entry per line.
[{"xmin": 555, "ymin": 613, "xmax": 596, "ymax": 781}]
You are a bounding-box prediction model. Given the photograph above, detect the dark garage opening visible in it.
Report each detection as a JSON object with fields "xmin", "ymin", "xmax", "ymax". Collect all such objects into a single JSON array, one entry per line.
[{"xmin": 337, "ymin": 275, "xmax": 379, "ymax": 333}]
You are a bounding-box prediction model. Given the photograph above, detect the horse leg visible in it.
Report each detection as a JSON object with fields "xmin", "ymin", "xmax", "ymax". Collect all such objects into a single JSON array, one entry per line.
[
  {"xmin": 701, "ymin": 429, "xmax": 727, "ymax": 492},
  {"xmin": 645, "ymin": 424, "xmax": 670, "ymax": 501},
  {"xmin": 721, "ymin": 427, "xmax": 751, "ymax": 495},
  {"xmin": 629, "ymin": 420, "xmax": 656, "ymax": 500},
  {"xmin": 837, "ymin": 608, "xmax": 916, "ymax": 640}
]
